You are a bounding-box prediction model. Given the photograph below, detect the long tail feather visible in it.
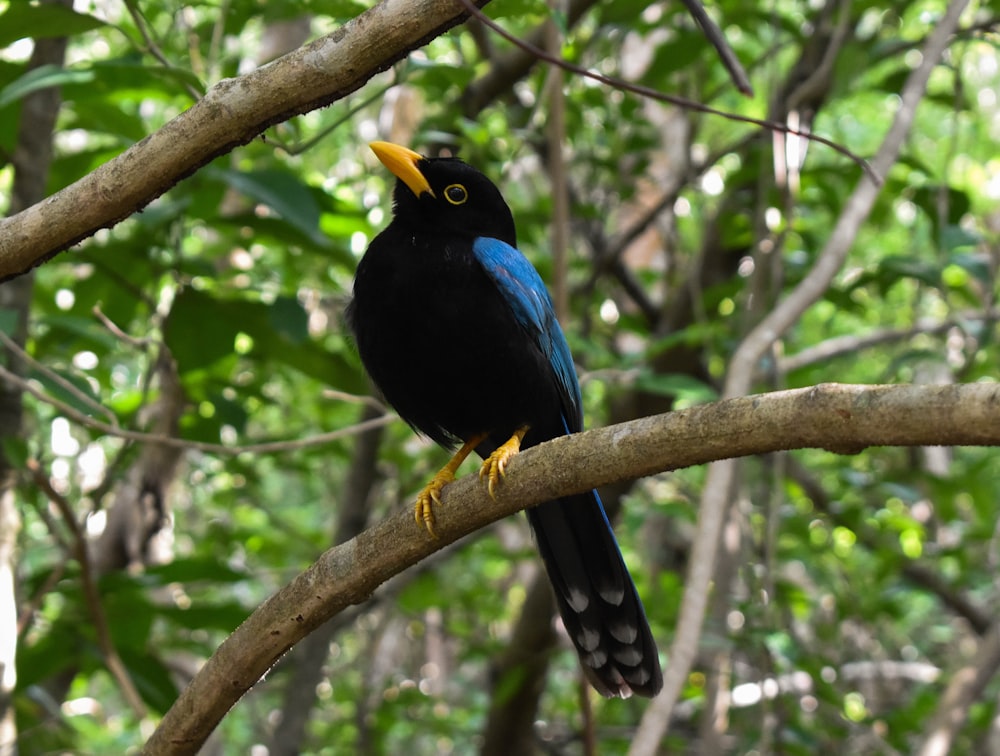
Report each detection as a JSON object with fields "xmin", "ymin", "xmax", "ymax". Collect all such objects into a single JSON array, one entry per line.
[{"xmin": 526, "ymin": 490, "xmax": 663, "ymax": 698}]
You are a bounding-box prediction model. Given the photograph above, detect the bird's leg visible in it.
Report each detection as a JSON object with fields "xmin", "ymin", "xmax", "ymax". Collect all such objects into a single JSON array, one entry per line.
[
  {"xmin": 480, "ymin": 425, "xmax": 529, "ymax": 498},
  {"xmin": 415, "ymin": 433, "xmax": 487, "ymax": 537}
]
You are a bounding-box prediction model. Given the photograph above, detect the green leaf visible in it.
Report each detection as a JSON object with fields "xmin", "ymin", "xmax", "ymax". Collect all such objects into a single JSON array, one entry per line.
[
  {"xmin": 209, "ymin": 168, "xmax": 329, "ymax": 248},
  {"xmin": 269, "ymin": 295, "xmax": 309, "ymax": 343},
  {"xmin": 0, "ymin": 437, "xmax": 28, "ymax": 468},
  {"xmin": 943, "ymin": 229, "xmax": 982, "ymax": 256},
  {"xmin": 164, "ymin": 288, "xmax": 241, "ymax": 373},
  {"xmin": 634, "ymin": 372, "xmax": 718, "ymax": 407},
  {"xmin": 853, "ymin": 256, "xmax": 942, "ymax": 294},
  {"xmin": 0, "ymin": 4, "xmax": 106, "ymax": 47},
  {"xmin": 63, "ymin": 58, "xmax": 204, "ymax": 99},
  {"xmin": 144, "ymin": 557, "xmax": 248, "ymax": 585},
  {"xmin": 156, "ymin": 602, "xmax": 251, "ymax": 631},
  {"xmin": 397, "ymin": 571, "xmax": 445, "ymax": 614},
  {"xmin": 63, "ymin": 99, "xmax": 148, "ymax": 142},
  {"xmin": 640, "ymin": 30, "xmax": 710, "ymax": 84},
  {"xmin": 118, "ymin": 647, "xmax": 179, "ymax": 714},
  {"xmin": 165, "ymin": 288, "xmax": 367, "ymax": 392},
  {"xmin": 0, "ymin": 307, "xmax": 19, "ymax": 335},
  {"xmin": 910, "ymin": 185, "xmax": 971, "ymax": 242},
  {"xmin": 27, "ymin": 364, "xmax": 104, "ymax": 418},
  {"xmin": 15, "ymin": 617, "xmax": 85, "ymax": 688},
  {"xmin": 0, "ymin": 64, "xmax": 94, "ymax": 109}
]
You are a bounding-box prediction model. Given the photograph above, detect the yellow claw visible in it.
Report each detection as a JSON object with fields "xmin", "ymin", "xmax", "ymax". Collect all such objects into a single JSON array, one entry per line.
[
  {"xmin": 413, "ymin": 433, "xmax": 486, "ymax": 538},
  {"xmin": 414, "ymin": 469, "xmax": 455, "ymax": 538},
  {"xmin": 480, "ymin": 426, "xmax": 529, "ymax": 499}
]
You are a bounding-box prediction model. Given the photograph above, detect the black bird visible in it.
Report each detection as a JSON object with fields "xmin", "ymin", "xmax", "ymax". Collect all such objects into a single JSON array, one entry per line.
[{"xmin": 346, "ymin": 142, "xmax": 662, "ymax": 698}]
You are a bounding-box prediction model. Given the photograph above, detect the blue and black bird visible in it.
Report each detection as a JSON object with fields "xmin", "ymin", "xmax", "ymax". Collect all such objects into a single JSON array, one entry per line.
[{"xmin": 346, "ymin": 142, "xmax": 662, "ymax": 698}]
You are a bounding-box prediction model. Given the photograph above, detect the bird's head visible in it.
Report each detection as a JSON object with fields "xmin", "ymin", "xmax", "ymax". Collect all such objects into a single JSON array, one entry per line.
[{"xmin": 370, "ymin": 141, "xmax": 517, "ymax": 248}]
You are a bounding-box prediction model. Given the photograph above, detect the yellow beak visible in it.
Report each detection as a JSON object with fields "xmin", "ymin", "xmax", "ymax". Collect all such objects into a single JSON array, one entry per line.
[{"xmin": 370, "ymin": 141, "xmax": 435, "ymax": 198}]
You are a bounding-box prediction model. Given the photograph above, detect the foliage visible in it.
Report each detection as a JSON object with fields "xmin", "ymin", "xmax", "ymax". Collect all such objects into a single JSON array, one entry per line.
[{"xmin": 1, "ymin": 0, "xmax": 999, "ymax": 753}]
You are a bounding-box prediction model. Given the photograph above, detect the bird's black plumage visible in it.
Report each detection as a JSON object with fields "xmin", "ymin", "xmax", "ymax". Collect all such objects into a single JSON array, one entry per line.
[{"xmin": 346, "ymin": 142, "xmax": 662, "ymax": 698}]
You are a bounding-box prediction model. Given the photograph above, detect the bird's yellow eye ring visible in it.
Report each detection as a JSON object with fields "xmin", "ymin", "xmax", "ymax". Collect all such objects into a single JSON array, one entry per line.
[{"xmin": 444, "ymin": 184, "xmax": 468, "ymax": 205}]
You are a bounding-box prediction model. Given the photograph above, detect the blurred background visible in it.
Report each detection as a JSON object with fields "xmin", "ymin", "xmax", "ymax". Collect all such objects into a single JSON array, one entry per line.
[{"xmin": 1, "ymin": 0, "xmax": 999, "ymax": 752}]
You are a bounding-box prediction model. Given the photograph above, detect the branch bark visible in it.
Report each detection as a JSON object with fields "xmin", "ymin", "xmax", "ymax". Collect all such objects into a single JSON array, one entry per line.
[
  {"xmin": 141, "ymin": 382, "xmax": 1000, "ymax": 755},
  {"xmin": 0, "ymin": 0, "xmax": 488, "ymax": 281}
]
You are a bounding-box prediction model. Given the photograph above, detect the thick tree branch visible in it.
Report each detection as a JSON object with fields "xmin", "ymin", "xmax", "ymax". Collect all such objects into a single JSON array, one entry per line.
[
  {"xmin": 0, "ymin": 0, "xmax": 487, "ymax": 281},
  {"xmin": 141, "ymin": 382, "xmax": 1000, "ymax": 755}
]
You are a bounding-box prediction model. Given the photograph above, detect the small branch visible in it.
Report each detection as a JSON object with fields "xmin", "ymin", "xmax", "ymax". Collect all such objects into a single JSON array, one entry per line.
[
  {"xmin": 121, "ymin": 0, "xmax": 203, "ymax": 101},
  {"xmin": 544, "ymin": 9, "xmax": 570, "ymax": 322},
  {"xmin": 92, "ymin": 305, "xmax": 153, "ymax": 349},
  {"xmin": 915, "ymin": 624, "xmax": 1000, "ymax": 756},
  {"xmin": 0, "ymin": 360, "xmax": 394, "ymax": 454},
  {"xmin": 678, "ymin": 0, "xmax": 753, "ymax": 95},
  {"xmin": 142, "ymin": 383, "xmax": 1000, "ymax": 754},
  {"xmin": 778, "ymin": 311, "xmax": 1000, "ymax": 373},
  {"xmin": 0, "ymin": 330, "xmax": 120, "ymax": 428},
  {"xmin": 460, "ymin": 0, "xmax": 598, "ymax": 117},
  {"xmin": 27, "ymin": 459, "xmax": 148, "ymax": 719},
  {"xmin": 270, "ymin": 68, "xmax": 400, "ymax": 156}
]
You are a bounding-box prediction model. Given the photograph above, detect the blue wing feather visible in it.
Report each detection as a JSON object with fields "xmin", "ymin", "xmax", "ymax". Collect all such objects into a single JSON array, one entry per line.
[
  {"xmin": 472, "ymin": 236, "xmax": 582, "ymax": 425},
  {"xmin": 473, "ymin": 237, "xmax": 661, "ymax": 697}
]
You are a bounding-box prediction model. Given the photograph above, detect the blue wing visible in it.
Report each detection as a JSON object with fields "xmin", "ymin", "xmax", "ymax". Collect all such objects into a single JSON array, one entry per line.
[
  {"xmin": 472, "ymin": 236, "xmax": 582, "ymax": 426},
  {"xmin": 473, "ymin": 237, "xmax": 662, "ymax": 697}
]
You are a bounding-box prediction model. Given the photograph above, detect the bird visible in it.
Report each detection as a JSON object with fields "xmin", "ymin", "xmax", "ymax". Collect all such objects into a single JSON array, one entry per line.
[{"xmin": 346, "ymin": 141, "xmax": 662, "ymax": 698}]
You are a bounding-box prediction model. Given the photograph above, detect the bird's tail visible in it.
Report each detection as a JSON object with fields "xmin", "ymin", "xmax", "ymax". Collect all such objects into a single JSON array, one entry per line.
[{"xmin": 526, "ymin": 490, "xmax": 663, "ymax": 698}]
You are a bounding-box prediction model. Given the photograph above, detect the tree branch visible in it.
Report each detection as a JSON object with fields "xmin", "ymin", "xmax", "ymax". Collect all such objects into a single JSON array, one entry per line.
[
  {"xmin": 777, "ymin": 310, "xmax": 999, "ymax": 373},
  {"xmin": 141, "ymin": 382, "xmax": 1000, "ymax": 754},
  {"xmin": 0, "ymin": 0, "xmax": 488, "ymax": 281}
]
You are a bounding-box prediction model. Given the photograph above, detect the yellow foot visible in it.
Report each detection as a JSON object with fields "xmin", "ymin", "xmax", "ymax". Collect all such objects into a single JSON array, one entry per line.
[
  {"xmin": 414, "ymin": 468, "xmax": 456, "ymax": 538},
  {"xmin": 479, "ymin": 426, "xmax": 529, "ymax": 499},
  {"xmin": 413, "ymin": 433, "xmax": 487, "ymax": 538}
]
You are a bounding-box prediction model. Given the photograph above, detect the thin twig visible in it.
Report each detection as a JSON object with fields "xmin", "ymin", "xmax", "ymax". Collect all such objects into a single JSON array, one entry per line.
[
  {"xmin": 273, "ymin": 71, "xmax": 400, "ymax": 156},
  {"xmin": 0, "ymin": 361, "xmax": 395, "ymax": 455},
  {"xmin": 92, "ymin": 305, "xmax": 152, "ymax": 349},
  {"xmin": 777, "ymin": 311, "xmax": 1000, "ymax": 374},
  {"xmin": 121, "ymin": 0, "xmax": 203, "ymax": 100},
  {"xmin": 679, "ymin": 0, "xmax": 753, "ymax": 95},
  {"xmin": 320, "ymin": 388, "xmax": 388, "ymax": 412},
  {"xmin": 915, "ymin": 624, "xmax": 1000, "ymax": 756},
  {"xmin": 27, "ymin": 458, "xmax": 148, "ymax": 719},
  {"xmin": 0, "ymin": 330, "xmax": 120, "ymax": 427},
  {"xmin": 454, "ymin": 0, "xmax": 874, "ymax": 179}
]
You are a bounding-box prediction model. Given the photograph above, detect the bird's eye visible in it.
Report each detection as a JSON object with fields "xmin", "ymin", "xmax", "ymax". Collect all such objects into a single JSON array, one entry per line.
[{"xmin": 444, "ymin": 184, "xmax": 468, "ymax": 205}]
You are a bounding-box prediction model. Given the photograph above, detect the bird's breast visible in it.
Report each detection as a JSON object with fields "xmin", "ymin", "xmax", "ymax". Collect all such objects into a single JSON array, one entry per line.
[{"xmin": 351, "ymin": 233, "xmax": 558, "ymax": 445}]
